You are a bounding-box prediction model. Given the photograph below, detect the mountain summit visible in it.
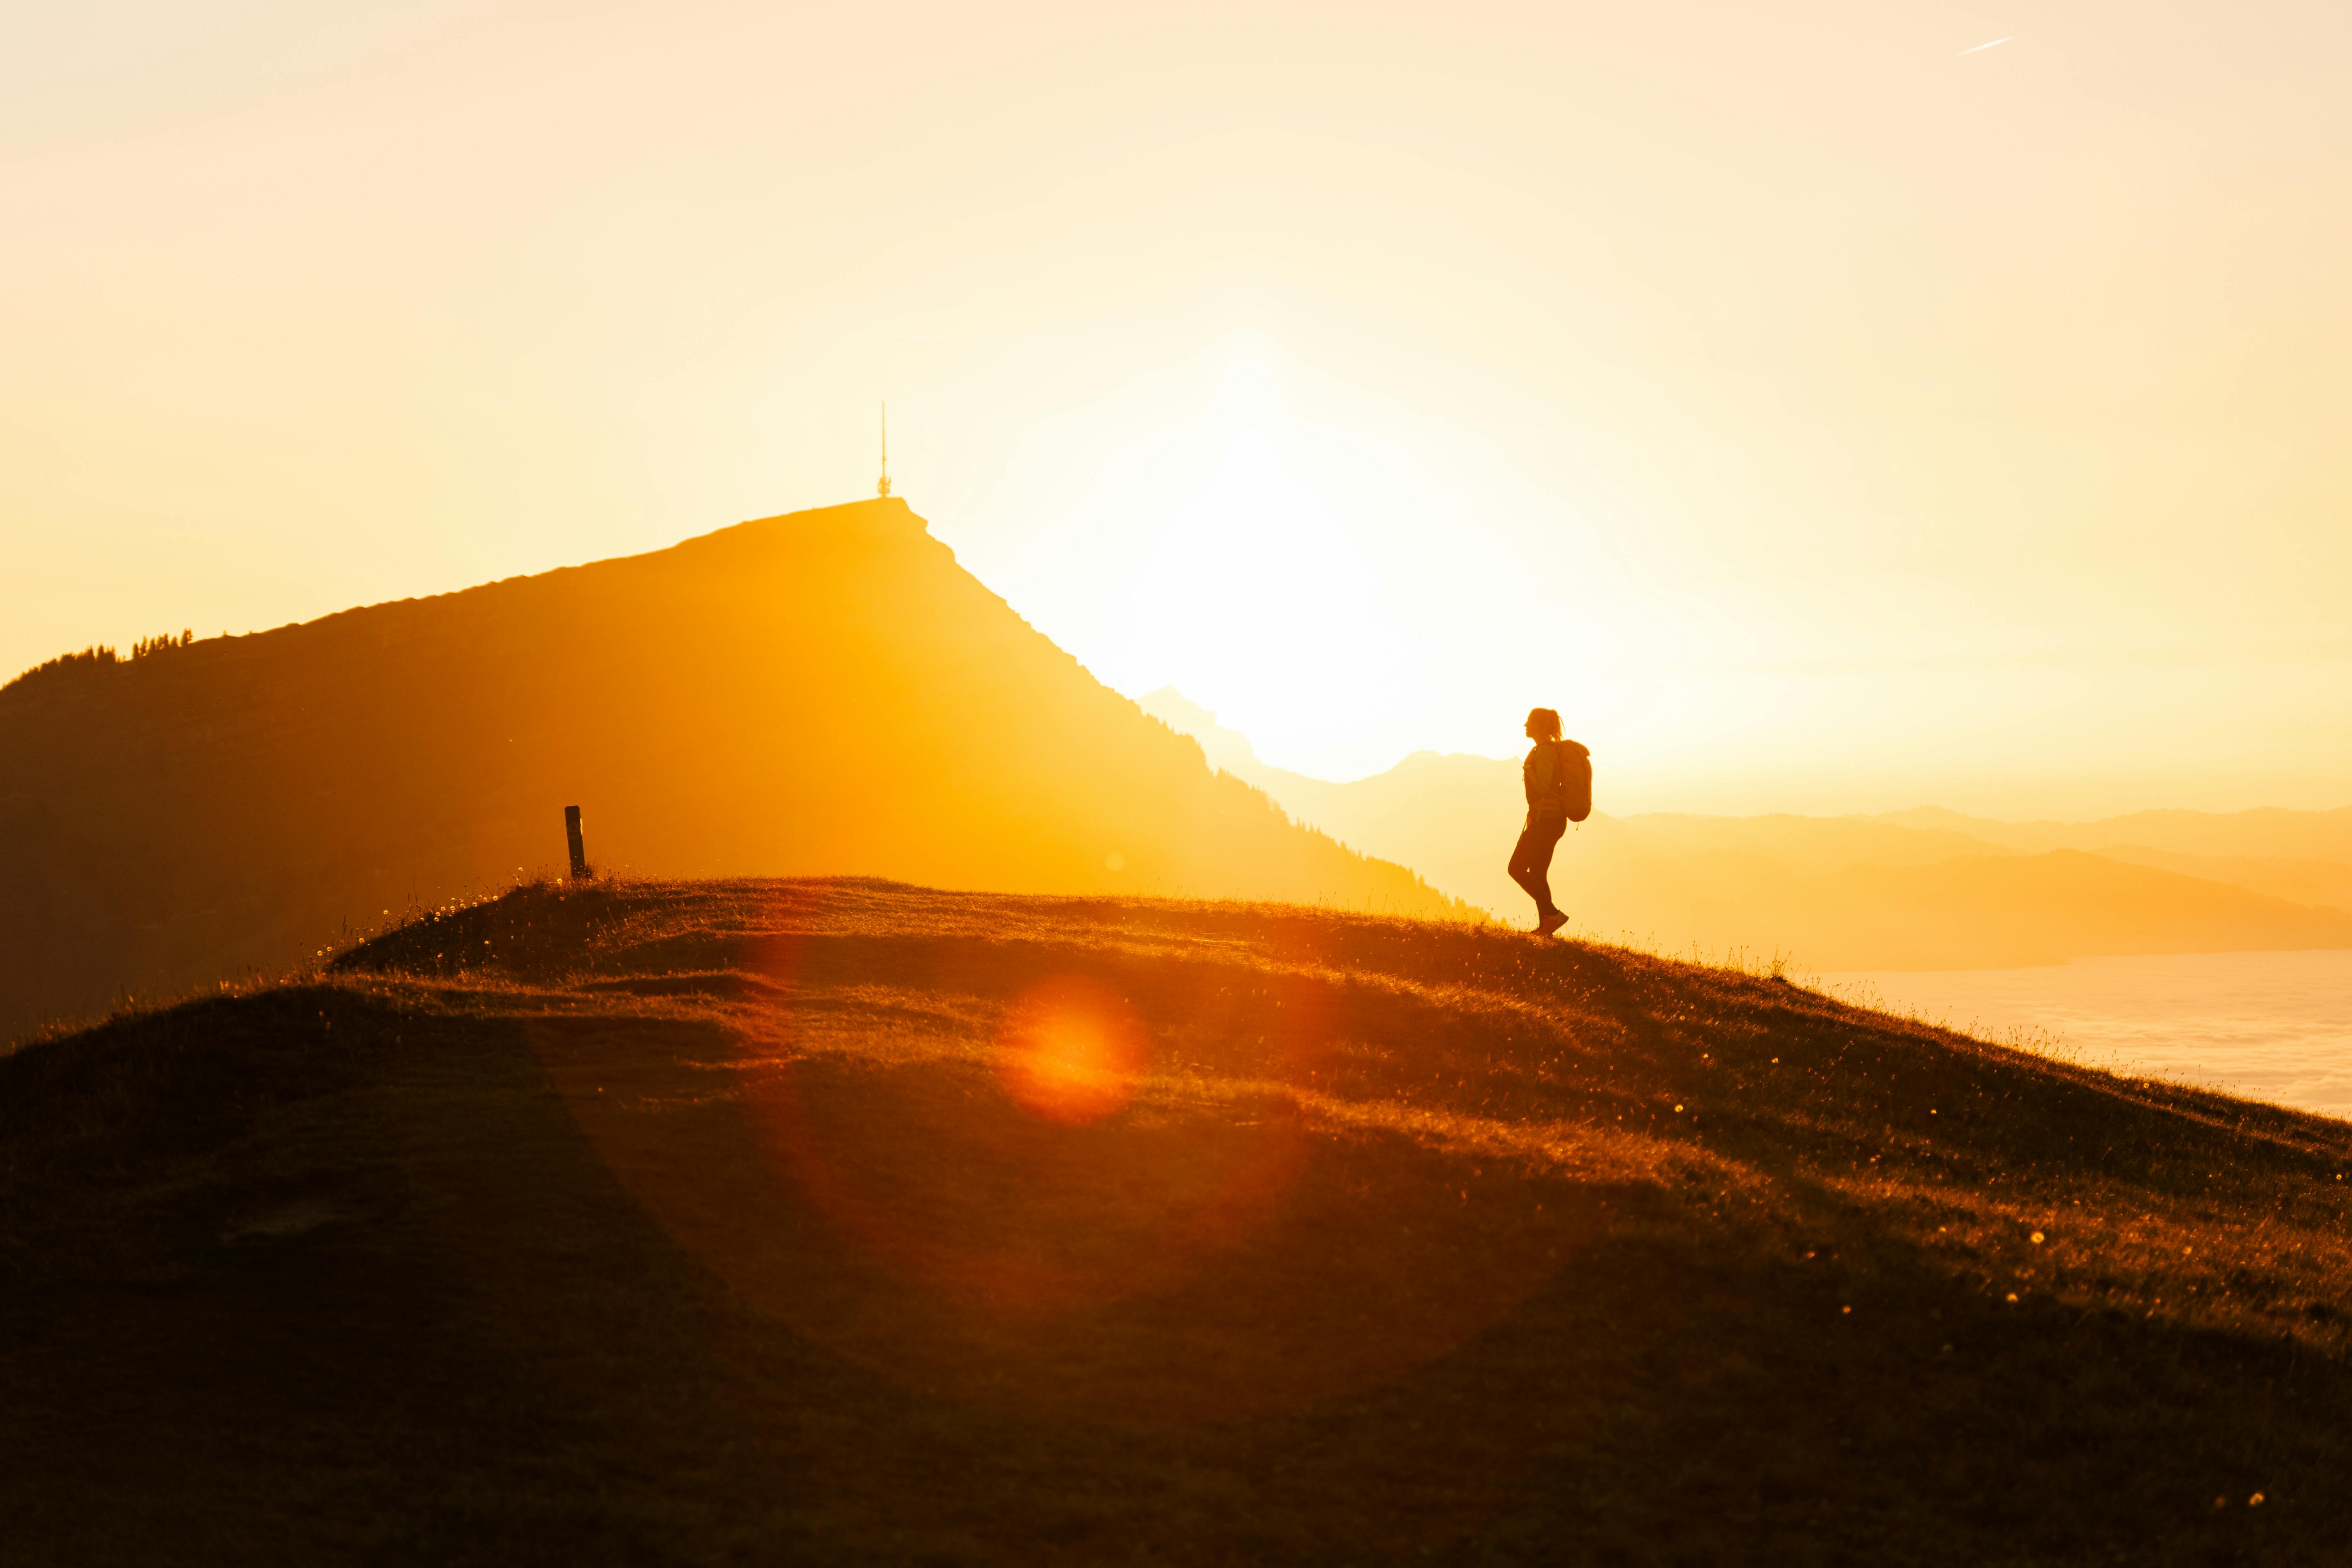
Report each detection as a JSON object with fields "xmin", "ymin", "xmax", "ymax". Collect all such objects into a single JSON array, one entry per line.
[{"xmin": 0, "ymin": 498, "xmax": 1460, "ymax": 1041}]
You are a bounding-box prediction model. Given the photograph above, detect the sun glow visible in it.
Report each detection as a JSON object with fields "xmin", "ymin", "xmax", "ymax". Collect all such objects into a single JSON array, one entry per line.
[
  {"xmin": 950, "ymin": 331, "xmax": 1655, "ymax": 782},
  {"xmin": 996, "ymin": 976, "xmax": 1149, "ymax": 1124}
]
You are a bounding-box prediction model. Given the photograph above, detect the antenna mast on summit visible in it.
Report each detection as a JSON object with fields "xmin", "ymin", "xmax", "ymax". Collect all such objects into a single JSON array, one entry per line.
[{"xmin": 876, "ymin": 401, "xmax": 892, "ymax": 498}]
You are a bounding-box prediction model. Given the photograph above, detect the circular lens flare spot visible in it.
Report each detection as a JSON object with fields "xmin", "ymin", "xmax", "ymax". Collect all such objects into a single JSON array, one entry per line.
[{"xmin": 997, "ymin": 977, "xmax": 1147, "ymax": 1124}]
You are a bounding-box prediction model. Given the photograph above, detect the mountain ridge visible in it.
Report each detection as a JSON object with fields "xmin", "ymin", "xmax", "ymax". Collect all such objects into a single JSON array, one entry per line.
[{"xmin": 0, "ymin": 500, "xmax": 1464, "ymax": 1044}]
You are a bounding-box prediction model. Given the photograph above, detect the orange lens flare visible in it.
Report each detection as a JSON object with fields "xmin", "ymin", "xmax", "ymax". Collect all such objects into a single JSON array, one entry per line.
[{"xmin": 996, "ymin": 976, "xmax": 1147, "ymax": 1124}]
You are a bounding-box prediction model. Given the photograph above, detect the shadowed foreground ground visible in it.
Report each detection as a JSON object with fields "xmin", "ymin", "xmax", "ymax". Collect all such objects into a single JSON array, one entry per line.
[{"xmin": 5, "ymin": 879, "xmax": 2350, "ymax": 1565}]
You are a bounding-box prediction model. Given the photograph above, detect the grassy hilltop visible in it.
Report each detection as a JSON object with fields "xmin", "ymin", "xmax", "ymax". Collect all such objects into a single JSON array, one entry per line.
[{"xmin": 6, "ymin": 880, "xmax": 2350, "ymax": 1565}]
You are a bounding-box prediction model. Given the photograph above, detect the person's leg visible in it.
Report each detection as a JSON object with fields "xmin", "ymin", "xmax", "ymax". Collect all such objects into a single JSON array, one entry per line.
[
  {"xmin": 1524, "ymin": 814, "xmax": 1567, "ymax": 925},
  {"xmin": 1507, "ymin": 823, "xmax": 1549, "ymax": 912}
]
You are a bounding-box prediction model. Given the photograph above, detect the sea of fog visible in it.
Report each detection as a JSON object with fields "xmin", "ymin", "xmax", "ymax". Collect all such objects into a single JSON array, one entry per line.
[{"xmin": 1816, "ymin": 950, "xmax": 2352, "ymax": 1123}]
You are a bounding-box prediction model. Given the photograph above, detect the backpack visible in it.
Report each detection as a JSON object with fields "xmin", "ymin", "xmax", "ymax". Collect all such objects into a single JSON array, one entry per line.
[{"xmin": 1556, "ymin": 739, "xmax": 1592, "ymax": 824}]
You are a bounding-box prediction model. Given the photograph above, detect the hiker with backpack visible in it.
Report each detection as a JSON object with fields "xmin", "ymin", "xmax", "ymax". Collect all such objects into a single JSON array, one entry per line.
[{"xmin": 1510, "ymin": 707, "xmax": 1590, "ymax": 936}]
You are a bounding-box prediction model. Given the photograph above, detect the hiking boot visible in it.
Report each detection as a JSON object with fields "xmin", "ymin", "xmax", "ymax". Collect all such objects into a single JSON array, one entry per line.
[{"xmin": 1536, "ymin": 909, "xmax": 1569, "ymax": 937}]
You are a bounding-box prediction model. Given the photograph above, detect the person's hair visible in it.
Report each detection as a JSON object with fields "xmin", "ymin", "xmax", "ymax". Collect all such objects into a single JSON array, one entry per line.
[{"xmin": 1526, "ymin": 707, "xmax": 1562, "ymax": 741}]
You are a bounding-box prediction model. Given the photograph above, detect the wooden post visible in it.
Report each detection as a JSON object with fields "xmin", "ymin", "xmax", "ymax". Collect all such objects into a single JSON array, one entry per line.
[{"xmin": 565, "ymin": 805, "xmax": 591, "ymax": 881}]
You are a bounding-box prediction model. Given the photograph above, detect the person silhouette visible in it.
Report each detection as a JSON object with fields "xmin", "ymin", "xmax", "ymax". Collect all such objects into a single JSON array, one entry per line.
[{"xmin": 1508, "ymin": 707, "xmax": 1585, "ymax": 936}]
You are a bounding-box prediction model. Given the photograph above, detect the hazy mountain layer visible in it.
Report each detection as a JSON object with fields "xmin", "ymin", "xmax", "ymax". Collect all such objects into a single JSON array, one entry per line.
[
  {"xmin": 0, "ymin": 500, "xmax": 1460, "ymax": 1042},
  {"xmin": 1865, "ymin": 805, "xmax": 2352, "ymax": 864},
  {"xmin": 1141, "ymin": 689, "xmax": 2352, "ymax": 969}
]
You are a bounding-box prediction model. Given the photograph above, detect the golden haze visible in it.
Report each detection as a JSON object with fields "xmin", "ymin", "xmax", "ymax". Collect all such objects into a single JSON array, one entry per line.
[{"xmin": 5, "ymin": 2, "xmax": 2350, "ymax": 812}]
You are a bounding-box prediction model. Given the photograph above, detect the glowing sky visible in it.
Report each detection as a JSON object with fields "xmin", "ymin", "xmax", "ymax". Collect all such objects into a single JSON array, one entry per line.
[{"xmin": 6, "ymin": 1, "xmax": 2348, "ymax": 815}]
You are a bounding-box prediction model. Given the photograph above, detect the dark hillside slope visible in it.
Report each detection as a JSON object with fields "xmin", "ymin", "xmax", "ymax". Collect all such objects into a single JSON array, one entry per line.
[
  {"xmin": 0, "ymin": 500, "xmax": 1458, "ymax": 1042},
  {"xmin": 5, "ymin": 880, "xmax": 2349, "ymax": 1565}
]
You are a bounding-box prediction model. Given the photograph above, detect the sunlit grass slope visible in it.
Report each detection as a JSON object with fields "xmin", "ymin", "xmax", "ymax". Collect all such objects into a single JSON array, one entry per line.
[{"xmin": 7, "ymin": 880, "xmax": 2350, "ymax": 1565}]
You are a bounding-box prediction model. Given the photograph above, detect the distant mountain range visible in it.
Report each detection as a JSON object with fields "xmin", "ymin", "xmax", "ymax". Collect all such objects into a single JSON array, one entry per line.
[
  {"xmin": 1140, "ymin": 688, "xmax": 2352, "ymax": 971},
  {"xmin": 0, "ymin": 500, "xmax": 1463, "ymax": 1042}
]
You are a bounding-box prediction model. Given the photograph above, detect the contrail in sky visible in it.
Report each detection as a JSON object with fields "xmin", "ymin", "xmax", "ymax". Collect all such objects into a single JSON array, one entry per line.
[{"xmin": 1958, "ymin": 36, "xmax": 2013, "ymax": 55}]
